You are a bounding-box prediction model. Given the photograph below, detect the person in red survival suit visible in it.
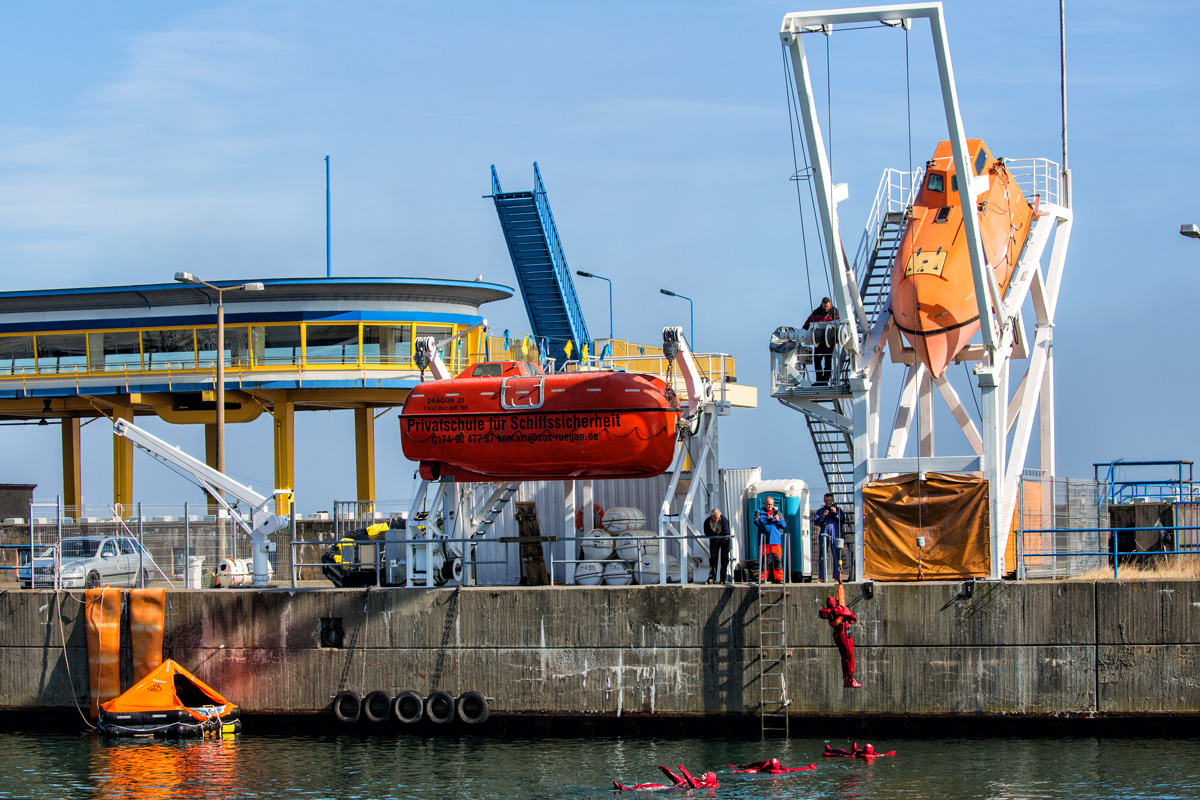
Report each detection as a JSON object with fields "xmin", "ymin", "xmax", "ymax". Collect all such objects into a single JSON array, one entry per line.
[
  {"xmin": 727, "ymin": 758, "xmax": 816, "ymax": 773},
  {"xmin": 613, "ymin": 766, "xmax": 718, "ymax": 791},
  {"xmin": 823, "ymin": 743, "xmax": 861, "ymax": 757},
  {"xmin": 817, "ymin": 585, "xmax": 862, "ymax": 688},
  {"xmin": 853, "ymin": 744, "xmax": 894, "ymax": 760}
]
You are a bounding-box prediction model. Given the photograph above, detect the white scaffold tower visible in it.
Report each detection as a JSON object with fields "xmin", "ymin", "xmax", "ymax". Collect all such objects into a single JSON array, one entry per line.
[{"xmin": 772, "ymin": 2, "xmax": 1072, "ymax": 580}]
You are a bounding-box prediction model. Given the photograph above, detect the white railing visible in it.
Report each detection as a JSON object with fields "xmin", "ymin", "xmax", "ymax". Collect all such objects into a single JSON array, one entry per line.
[
  {"xmin": 1004, "ymin": 158, "xmax": 1061, "ymax": 207},
  {"xmin": 853, "ymin": 167, "xmax": 922, "ymax": 282}
]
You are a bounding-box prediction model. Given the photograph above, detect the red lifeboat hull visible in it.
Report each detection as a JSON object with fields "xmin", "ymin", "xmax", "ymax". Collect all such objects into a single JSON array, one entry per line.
[{"xmin": 400, "ymin": 366, "xmax": 680, "ymax": 482}]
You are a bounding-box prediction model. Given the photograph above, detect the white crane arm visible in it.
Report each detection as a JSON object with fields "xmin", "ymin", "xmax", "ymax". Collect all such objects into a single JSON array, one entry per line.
[
  {"xmin": 663, "ymin": 326, "xmax": 712, "ymax": 419},
  {"xmin": 112, "ymin": 418, "xmax": 286, "ymax": 546},
  {"xmin": 414, "ymin": 319, "xmax": 488, "ymax": 381}
]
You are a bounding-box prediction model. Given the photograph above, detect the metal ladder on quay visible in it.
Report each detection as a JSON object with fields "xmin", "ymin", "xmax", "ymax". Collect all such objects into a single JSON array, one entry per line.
[{"xmin": 757, "ymin": 577, "xmax": 790, "ymax": 738}]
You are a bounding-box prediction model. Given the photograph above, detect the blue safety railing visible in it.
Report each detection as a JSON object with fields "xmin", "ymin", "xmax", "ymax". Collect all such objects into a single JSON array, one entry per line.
[
  {"xmin": 1093, "ymin": 460, "xmax": 1195, "ymax": 504},
  {"xmin": 1023, "ymin": 524, "xmax": 1200, "ymax": 579}
]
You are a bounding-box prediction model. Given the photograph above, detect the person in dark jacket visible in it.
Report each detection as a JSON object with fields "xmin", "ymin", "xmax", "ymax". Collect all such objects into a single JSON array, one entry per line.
[
  {"xmin": 812, "ymin": 493, "xmax": 844, "ymax": 582},
  {"xmin": 704, "ymin": 508, "xmax": 731, "ymax": 584},
  {"xmin": 803, "ymin": 297, "xmax": 840, "ymax": 384}
]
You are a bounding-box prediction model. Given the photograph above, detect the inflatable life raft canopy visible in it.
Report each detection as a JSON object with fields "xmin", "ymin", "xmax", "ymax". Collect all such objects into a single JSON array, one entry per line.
[{"xmin": 98, "ymin": 659, "xmax": 240, "ymax": 737}]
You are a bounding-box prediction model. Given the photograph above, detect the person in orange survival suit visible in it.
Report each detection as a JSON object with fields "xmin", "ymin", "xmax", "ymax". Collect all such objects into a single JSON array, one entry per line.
[
  {"xmin": 754, "ymin": 497, "xmax": 786, "ymax": 583},
  {"xmin": 818, "ymin": 584, "xmax": 862, "ymax": 688}
]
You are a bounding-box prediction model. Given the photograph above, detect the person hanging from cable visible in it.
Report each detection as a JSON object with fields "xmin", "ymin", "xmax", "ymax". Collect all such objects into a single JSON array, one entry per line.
[
  {"xmin": 802, "ymin": 296, "xmax": 840, "ymax": 385},
  {"xmin": 812, "ymin": 493, "xmax": 844, "ymax": 583},
  {"xmin": 754, "ymin": 497, "xmax": 786, "ymax": 584},
  {"xmin": 817, "ymin": 583, "xmax": 861, "ymax": 688}
]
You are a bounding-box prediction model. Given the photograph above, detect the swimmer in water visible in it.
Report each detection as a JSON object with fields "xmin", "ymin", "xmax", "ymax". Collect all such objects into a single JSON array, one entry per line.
[
  {"xmin": 613, "ymin": 765, "xmax": 719, "ymax": 791},
  {"xmin": 823, "ymin": 743, "xmax": 860, "ymax": 757},
  {"xmin": 853, "ymin": 744, "xmax": 895, "ymax": 760}
]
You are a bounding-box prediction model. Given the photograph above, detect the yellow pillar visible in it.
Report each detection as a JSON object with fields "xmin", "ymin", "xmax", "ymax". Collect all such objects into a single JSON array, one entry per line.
[
  {"xmin": 354, "ymin": 407, "xmax": 375, "ymax": 508},
  {"xmin": 111, "ymin": 403, "xmax": 134, "ymax": 514},
  {"xmin": 61, "ymin": 418, "xmax": 82, "ymax": 510},
  {"xmin": 204, "ymin": 423, "xmax": 219, "ymax": 515},
  {"xmin": 272, "ymin": 396, "xmax": 294, "ymax": 515}
]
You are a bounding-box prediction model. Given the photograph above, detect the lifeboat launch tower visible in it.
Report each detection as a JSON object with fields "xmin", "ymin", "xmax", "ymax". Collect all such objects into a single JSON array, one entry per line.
[{"xmin": 771, "ymin": 2, "xmax": 1072, "ymax": 580}]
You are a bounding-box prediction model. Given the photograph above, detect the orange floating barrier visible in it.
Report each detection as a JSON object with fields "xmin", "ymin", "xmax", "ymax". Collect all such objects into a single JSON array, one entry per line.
[
  {"xmin": 85, "ymin": 587, "xmax": 122, "ymax": 720},
  {"xmin": 129, "ymin": 588, "xmax": 166, "ymax": 684}
]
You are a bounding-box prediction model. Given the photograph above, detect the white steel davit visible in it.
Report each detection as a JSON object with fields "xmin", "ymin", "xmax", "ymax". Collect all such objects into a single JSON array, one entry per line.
[{"xmin": 113, "ymin": 418, "xmax": 289, "ymax": 586}]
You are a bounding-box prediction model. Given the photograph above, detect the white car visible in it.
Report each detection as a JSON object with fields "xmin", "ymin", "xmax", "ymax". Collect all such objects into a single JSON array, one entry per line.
[{"xmin": 17, "ymin": 536, "xmax": 159, "ymax": 589}]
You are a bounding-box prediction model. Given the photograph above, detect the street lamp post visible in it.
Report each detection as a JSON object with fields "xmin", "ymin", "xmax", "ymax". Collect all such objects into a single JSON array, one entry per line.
[
  {"xmin": 576, "ymin": 270, "xmax": 613, "ymax": 340},
  {"xmin": 659, "ymin": 288, "xmax": 694, "ymax": 350},
  {"xmin": 174, "ymin": 273, "xmax": 264, "ymax": 476},
  {"xmin": 1182, "ymin": 224, "xmax": 1200, "ymax": 240}
]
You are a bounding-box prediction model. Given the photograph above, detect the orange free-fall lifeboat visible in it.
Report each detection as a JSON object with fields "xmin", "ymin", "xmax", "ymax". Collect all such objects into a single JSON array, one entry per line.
[
  {"xmin": 891, "ymin": 139, "xmax": 1034, "ymax": 378},
  {"xmin": 399, "ymin": 361, "xmax": 681, "ymax": 482}
]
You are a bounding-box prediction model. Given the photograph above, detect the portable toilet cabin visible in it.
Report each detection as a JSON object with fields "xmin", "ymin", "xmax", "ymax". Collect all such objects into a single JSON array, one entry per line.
[{"xmin": 744, "ymin": 479, "xmax": 811, "ymax": 581}]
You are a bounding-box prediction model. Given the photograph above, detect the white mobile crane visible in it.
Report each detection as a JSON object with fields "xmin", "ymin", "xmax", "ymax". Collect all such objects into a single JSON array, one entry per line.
[{"xmin": 113, "ymin": 418, "xmax": 289, "ymax": 587}]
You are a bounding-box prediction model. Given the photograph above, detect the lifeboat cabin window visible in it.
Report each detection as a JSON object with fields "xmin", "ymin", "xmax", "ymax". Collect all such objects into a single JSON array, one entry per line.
[
  {"xmin": 467, "ymin": 362, "xmax": 546, "ymax": 378},
  {"xmin": 974, "ymin": 148, "xmax": 990, "ymax": 176},
  {"xmin": 927, "ymin": 173, "xmax": 945, "ymax": 193}
]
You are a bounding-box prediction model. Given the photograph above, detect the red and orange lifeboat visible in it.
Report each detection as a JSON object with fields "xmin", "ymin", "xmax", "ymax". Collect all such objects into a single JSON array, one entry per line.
[
  {"xmin": 399, "ymin": 361, "xmax": 680, "ymax": 482},
  {"xmin": 891, "ymin": 139, "xmax": 1034, "ymax": 377}
]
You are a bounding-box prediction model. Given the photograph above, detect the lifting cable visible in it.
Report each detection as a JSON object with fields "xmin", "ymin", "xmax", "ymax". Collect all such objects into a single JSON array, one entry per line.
[
  {"xmin": 905, "ymin": 26, "xmax": 913, "ymax": 179},
  {"xmin": 782, "ymin": 42, "xmax": 833, "ymax": 303},
  {"xmin": 826, "ymin": 33, "xmax": 833, "ymax": 179},
  {"xmin": 780, "ymin": 45, "xmax": 817, "ymax": 308}
]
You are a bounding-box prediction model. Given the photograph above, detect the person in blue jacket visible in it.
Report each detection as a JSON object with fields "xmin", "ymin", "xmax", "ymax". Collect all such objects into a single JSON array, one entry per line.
[
  {"xmin": 812, "ymin": 493, "xmax": 844, "ymax": 582},
  {"xmin": 754, "ymin": 497, "xmax": 786, "ymax": 583}
]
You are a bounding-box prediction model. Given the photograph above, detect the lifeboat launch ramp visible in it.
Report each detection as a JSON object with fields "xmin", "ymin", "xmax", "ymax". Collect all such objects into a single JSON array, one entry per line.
[{"xmin": 771, "ymin": 3, "xmax": 1072, "ymax": 580}]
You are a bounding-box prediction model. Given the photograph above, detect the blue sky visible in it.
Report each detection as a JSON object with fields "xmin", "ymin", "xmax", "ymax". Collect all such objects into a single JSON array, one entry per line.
[{"xmin": 0, "ymin": 1, "xmax": 1196, "ymax": 511}]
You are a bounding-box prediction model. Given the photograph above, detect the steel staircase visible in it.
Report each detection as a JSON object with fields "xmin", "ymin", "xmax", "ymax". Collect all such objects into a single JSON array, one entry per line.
[
  {"xmin": 857, "ymin": 211, "xmax": 906, "ymax": 334},
  {"xmin": 757, "ymin": 578, "xmax": 789, "ymax": 737},
  {"xmin": 488, "ymin": 163, "xmax": 590, "ymax": 364}
]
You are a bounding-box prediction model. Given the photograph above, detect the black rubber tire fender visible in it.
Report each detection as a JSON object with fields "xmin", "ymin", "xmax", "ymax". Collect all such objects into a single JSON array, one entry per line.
[
  {"xmin": 362, "ymin": 690, "xmax": 392, "ymax": 723},
  {"xmin": 332, "ymin": 690, "xmax": 362, "ymax": 724},
  {"xmin": 455, "ymin": 691, "xmax": 489, "ymax": 725},
  {"xmin": 392, "ymin": 690, "xmax": 423, "ymax": 725},
  {"xmin": 424, "ymin": 690, "xmax": 455, "ymax": 725}
]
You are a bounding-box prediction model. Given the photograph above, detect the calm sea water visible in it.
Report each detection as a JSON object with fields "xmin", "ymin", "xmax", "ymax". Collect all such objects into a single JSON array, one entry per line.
[{"xmin": 1, "ymin": 732, "xmax": 1198, "ymax": 800}]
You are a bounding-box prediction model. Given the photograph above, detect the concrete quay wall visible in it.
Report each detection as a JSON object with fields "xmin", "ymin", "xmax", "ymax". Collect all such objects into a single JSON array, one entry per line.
[{"xmin": 0, "ymin": 580, "xmax": 1197, "ymax": 720}]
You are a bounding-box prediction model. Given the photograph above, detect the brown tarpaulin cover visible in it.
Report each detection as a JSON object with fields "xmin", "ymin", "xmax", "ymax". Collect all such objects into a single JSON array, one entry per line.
[{"xmin": 863, "ymin": 472, "xmax": 990, "ymax": 580}]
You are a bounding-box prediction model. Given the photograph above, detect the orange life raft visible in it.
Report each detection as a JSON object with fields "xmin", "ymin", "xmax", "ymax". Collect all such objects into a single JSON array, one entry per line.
[
  {"xmin": 891, "ymin": 139, "xmax": 1034, "ymax": 378},
  {"xmin": 400, "ymin": 361, "xmax": 680, "ymax": 482},
  {"xmin": 98, "ymin": 659, "xmax": 240, "ymax": 737}
]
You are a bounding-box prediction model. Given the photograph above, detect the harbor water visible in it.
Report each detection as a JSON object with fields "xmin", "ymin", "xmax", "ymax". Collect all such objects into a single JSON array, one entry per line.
[{"xmin": 2, "ymin": 732, "xmax": 1199, "ymax": 799}]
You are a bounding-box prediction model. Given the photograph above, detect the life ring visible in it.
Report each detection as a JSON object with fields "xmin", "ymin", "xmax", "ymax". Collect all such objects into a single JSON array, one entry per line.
[
  {"xmin": 424, "ymin": 690, "xmax": 455, "ymax": 725},
  {"xmin": 575, "ymin": 503, "xmax": 605, "ymax": 532},
  {"xmin": 392, "ymin": 690, "xmax": 424, "ymax": 725},
  {"xmin": 363, "ymin": 690, "xmax": 392, "ymax": 723},
  {"xmin": 456, "ymin": 691, "xmax": 490, "ymax": 725},
  {"xmin": 332, "ymin": 690, "xmax": 362, "ymax": 724}
]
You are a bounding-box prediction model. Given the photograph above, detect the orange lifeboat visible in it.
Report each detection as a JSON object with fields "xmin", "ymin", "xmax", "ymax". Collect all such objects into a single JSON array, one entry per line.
[
  {"xmin": 891, "ymin": 139, "xmax": 1034, "ymax": 377},
  {"xmin": 400, "ymin": 361, "xmax": 680, "ymax": 482}
]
